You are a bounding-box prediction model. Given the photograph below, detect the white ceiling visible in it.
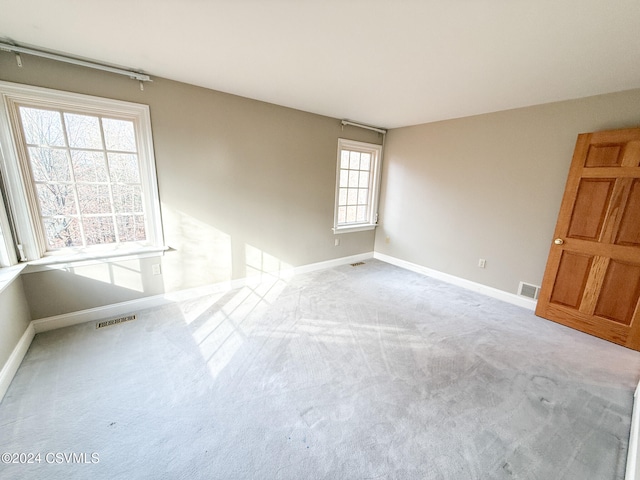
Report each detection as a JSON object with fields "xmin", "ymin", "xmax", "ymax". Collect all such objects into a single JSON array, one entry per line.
[{"xmin": 1, "ymin": 0, "xmax": 639, "ymax": 128}]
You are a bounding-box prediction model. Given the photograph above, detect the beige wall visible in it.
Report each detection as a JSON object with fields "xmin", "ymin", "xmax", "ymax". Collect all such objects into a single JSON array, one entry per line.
[
  {"xmin": 0, "ymin": 278, "xmax": 31, "ymax": 369},
  {"xmin": 4, "ymin": 51, "xmax": 638, "ymax": 318},
  {"xmin": 0, "ymin": 53, "xmax": 381, "ymax": 319},
  {"xmin": 20, "ymin": 257, "xmax": 165, "ymax": 319},
  {"xmin": 375, "ymin": 89, "xmax": 640, "ymax": 295}
]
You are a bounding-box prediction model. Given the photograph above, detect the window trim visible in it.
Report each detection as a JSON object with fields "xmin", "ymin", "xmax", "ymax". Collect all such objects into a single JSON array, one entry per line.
[
  {"xmin": 0, "ymin": 190, "xmax": 17, "ymax": 267},
  {"xmin": 0, "ymin": 81, "xmax": 163, "ymax": 262},
  {"xmin": 333, "ymin": 138, "xmax": 382, "ymax": 234}
]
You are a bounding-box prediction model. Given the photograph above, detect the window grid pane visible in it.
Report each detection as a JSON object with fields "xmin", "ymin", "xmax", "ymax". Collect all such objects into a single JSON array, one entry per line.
[
  {"xmin": 19, "ymin": 107, "xmax": 65, "ymax": 147},
  {"xmin": 18, "ymin": 106, "xmax": 147, "ymax": 250},
  {"xmin": 43, "ymin": 217, "xmax": 83, "ymax": 249},
  {"xmin": 28, "ymin": 147, "xmax": 71, "ymax": 182},
  {"xmin": 337, "ymin": 147, "xmax": 373, "ymax": 225}
]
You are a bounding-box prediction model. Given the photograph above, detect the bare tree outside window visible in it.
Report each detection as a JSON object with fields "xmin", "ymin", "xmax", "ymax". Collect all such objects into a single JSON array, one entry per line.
[{"xmin": 18, "ymin": 106, "xmax": 147, "ymax": 250}]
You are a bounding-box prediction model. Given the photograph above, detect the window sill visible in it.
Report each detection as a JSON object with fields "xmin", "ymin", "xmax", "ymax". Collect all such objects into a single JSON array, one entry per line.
[
  {"xmin": 23, "ymin": 246, "xmax": 168, "ymax": 274},
  {"xmin": 0, "ymin": 263, "xmax": 28, "ymax": 295},
  {"xmin": 333, "ymin": 224, "xmax": 377, "ymax": 234}
]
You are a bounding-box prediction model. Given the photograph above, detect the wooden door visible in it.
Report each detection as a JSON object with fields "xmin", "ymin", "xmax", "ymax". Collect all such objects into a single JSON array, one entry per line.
[{"xmin": 536, "ymin": 127, "xmax": 640, "ymax": 350}]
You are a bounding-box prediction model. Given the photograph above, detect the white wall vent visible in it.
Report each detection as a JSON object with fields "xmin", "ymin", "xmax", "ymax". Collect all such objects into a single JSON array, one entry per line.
[
  {"xmin": 96, "ymin": 314, "xmax": 137, "ymax": 329},
  {"xmin": 518, "ymin": 282, "xmax": 540, "ymax": 300}
]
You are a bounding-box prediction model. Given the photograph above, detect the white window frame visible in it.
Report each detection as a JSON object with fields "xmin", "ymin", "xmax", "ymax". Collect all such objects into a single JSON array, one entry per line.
[
  {"xmin": 0, "ymin": 81, "xmax": 164, "ymax": 263},
  {"xmin": 333, "ymin": 138, "xmax": 382, "ymax": 234},
  {"xmin": 0, "ymin": 193, "xmax": 16, "ymax": 267}
]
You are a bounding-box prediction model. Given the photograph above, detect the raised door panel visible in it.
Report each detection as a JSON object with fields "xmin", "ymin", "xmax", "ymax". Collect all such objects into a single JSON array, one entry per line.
[
  {"xmin": 615, "ymin": 179, "xmax": 640, "ymax": 247},
  {"xmin": 566, "ymin": 179, "xmax": 615, "ymax": 240},
  {"xmin": 593, "ymin": 260, "xmax": 640, "ymax": 326},
  {"xmin": 585, "ymin": 144, "xmax": 623, "ymax": 167},
  {"xmin": 549, "ymin": 252, "xmax": 593, "ymax": 308}
]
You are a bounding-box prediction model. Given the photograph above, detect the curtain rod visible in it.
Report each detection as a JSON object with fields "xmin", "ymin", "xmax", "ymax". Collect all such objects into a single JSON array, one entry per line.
[
  {"xmin": 341, "ymin": 120, "xmax": 387, "ymax": 135},
  {"xmin": 0, "ymin": 41, "xmax": 152, "ymax": 83}
]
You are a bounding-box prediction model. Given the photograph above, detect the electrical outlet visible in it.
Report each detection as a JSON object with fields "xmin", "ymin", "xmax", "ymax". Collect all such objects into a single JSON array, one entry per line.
[
  {"xmin": 152, "ymin": 264, "xmax": 162, "ymax": 275},
  {"xmin": 335, "ymin": 238, "xmax": 340, "ymax": 246},
  {"xmin": 385, "ymin": 236, "xmax": 390, "ymax": 244},
  {"xmin": 478, "ymin": 259, "xmax": 486, "ymax": 268}
]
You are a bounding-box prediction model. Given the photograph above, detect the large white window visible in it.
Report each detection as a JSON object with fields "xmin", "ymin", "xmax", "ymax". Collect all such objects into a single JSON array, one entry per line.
[
  {"xmin": 0, "ymin": 81, "xmax": 163, "ymax": 263},
  {"xmin": 333, "ymin": 138, "xmax": 382, "ymax": 233}
]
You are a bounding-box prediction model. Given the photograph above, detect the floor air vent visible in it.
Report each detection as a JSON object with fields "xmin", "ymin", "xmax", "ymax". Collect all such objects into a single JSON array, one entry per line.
[
  {"xmin": 518, "ymin": 282, "xmax": 540, "ymax": 300},
  {"xmin": 350, "ymin": 262, "xmax": 366, "ymax": 267},
  {"xmin": 96, "ymin": 314, "xmax": 137, "ymax": 329}
]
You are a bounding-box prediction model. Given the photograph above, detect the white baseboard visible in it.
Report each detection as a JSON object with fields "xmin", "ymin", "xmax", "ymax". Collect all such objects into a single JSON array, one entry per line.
[
  {"xmin": 0, "ymin": 323, "xmax": 35, "ymax": 404},
  {"xmin": 626, "ymin": 381, "xmax": 640, "ymax": 480},
  {"xmin": 290, "ymin": 251, "xmax": 373, "ymax": 276},
  {"xmin": 31, "ymin": 295, "xmax": 172, "ymax": 333},
  {"xmin": 31, "ymin": 251, "xmax": 375, "ymax": 333},
  {"xmin": 373, "ymin": 252, "xmax": 537, "ymax": 311}
]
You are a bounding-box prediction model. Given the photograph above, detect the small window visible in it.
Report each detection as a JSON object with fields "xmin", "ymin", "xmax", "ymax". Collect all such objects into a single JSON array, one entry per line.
[
  {"xmin": 333, "ymin": 139, "xmax": 382, "ymax": 233},
  {"xmin": 0, "ymin": 81, "xmax": 163, "ymax": 261}
]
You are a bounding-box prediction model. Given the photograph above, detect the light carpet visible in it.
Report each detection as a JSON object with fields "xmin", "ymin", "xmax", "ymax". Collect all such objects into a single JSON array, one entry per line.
[{"xmin": 1, "ymin": 260, "xmax": 640, "ymax": 479}]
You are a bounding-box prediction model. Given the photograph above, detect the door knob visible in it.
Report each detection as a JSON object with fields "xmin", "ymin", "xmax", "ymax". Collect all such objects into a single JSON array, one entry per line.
[{"xmin": 554, "ymin": 238, "xmax": 564, "ymax": 245}]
